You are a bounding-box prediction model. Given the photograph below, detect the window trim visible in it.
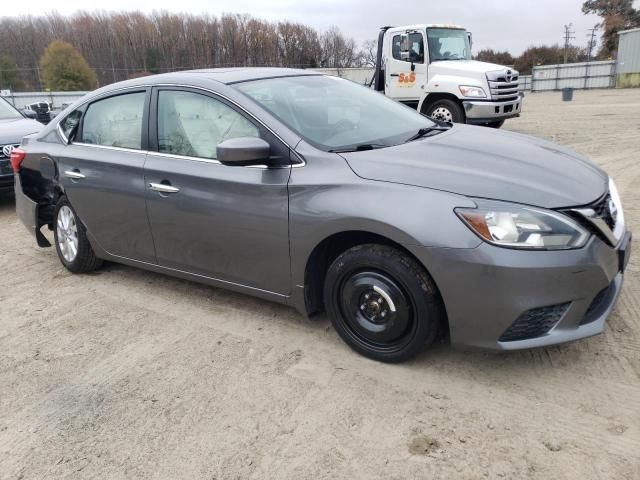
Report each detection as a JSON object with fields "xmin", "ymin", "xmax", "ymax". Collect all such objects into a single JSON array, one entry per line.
[{"xmin": 55, "ymin": 83, "xmax": 304, "ymax": 167}]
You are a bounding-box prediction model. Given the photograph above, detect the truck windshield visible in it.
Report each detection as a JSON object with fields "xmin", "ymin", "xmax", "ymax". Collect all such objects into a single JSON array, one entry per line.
[
  {"xmin": 427, "ymin": 28, "xmax": 471, "ymax": 62},
  {"xmin": 234, "ymin": 75, "xmax": 438, "ymax": 152},
  {"xmin": 0, "ymin": 98, "xmax": 23, "ymax": 120}
]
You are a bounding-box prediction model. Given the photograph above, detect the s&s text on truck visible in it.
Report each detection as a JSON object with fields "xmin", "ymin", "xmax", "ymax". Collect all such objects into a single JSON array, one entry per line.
[{"xmin": 373, "ymin": 24, "xmax": 523, "ymax": 128}]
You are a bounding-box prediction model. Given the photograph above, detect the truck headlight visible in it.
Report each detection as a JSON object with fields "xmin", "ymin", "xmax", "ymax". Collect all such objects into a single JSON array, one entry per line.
[
  {"xmin": 458, "ymin": 86, "xmax": 487, "ymax": 98},
  {"xmin": 456, "ymin": 201, "xmax": 589, "ymax": 250}
]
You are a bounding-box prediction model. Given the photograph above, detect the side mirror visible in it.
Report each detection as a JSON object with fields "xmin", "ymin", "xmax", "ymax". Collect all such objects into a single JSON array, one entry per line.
[
  {"xmin": 400, "ymin": 34, "xmax": 410, "ymax": 61},
  {"xmin": 467, "ymin": 32, "xmax": 473, "ymax": 49},
  {"xmin": 216, "ymin": 137, "xmax": 271, "ymax": 166}
]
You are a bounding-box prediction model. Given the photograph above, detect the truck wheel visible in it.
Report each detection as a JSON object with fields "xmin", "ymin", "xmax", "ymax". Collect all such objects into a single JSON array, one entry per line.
[
  {"xmin": 54, "ymin": 197, "xmax": 103, "ymax": 273},
  {"xmin": 486, "ymin": 120, "xmax": 505, "ymax": 129},
  {"xmin": 323, "ymin": 244, "xmax": 442, "ymax": 363},
  {"xmin": 425, "ymin": 99, "xmax": 465, "ymax": 124}
]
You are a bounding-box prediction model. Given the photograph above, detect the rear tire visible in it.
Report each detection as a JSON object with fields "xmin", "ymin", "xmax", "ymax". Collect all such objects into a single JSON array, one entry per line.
[
  {"xmin": 323, "ymin": 244, "xmax": 443, "ymax": 363},
  {"xmin": 424, "ymin": 99, "xmax": 465, "ymax": 124},
  {"xmin": 54, "ymin": 197, "xmax": 103, "ymax": 273}
]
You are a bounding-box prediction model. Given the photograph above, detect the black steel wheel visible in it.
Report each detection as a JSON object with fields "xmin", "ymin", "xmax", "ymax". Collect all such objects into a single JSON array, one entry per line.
[{"xmin": 324, "ymin": 244, "xmax": 443, "ymax": 362}]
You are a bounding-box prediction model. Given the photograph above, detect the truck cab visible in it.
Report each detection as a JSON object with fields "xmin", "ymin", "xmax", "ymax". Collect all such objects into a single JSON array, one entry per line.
[{"xmin": 373, "ymin": 24, "xmax": 523, "ymax": 128}]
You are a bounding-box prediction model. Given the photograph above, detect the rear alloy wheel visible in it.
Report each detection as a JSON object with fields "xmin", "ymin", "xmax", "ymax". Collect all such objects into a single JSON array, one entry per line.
[
  {"xmin": 54, "ymin": 197, "xmax": 103, "ymax": 273},
  {"xmin": 425, "ymin": 99, "xmax": 465, "ymax": 124},
  {"xmin": 324, "ymin": 244, "xmax": 443, "ymax": 362}
]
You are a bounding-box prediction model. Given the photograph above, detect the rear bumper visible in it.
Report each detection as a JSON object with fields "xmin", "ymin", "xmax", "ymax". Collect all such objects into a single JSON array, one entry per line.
[
  {"xmin": 14, "ymin": 174, "xmax": 51, "ymax": 247},
  {"xmin": 463, "ymin": 94, "xmax": 523, "ymax": 124},
  {"xmin": 408, "ymin": 231, "xmax": 631, "ymax": 351}
]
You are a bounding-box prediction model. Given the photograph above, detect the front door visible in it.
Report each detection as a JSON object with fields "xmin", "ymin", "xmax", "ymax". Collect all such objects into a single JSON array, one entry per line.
[
  {"xmin": 144, "ymin": 87, "xmax": 291, "ymax": 294},
  {"xmin": 57, "ymin": 89, "xmax": 156, "ymax": 263},
  {"xmin": 386, "ymin": 30, "xmax": 428, "ymax": 102}
]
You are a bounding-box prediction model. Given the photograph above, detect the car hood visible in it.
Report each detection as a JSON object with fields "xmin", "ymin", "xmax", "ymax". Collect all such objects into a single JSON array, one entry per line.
[
  {"xmin": 340, "ymin": 125, "xmax": 608, "ymax": 209},
  {"xmin": 0, "ymin": 117, "xmax": 43, "ymax": 144}
]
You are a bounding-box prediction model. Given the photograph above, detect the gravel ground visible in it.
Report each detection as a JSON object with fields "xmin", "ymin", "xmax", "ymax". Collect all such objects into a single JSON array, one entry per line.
[{"xmin": 1, "ymin": 88, "xmax": 639, "ymax": 480}]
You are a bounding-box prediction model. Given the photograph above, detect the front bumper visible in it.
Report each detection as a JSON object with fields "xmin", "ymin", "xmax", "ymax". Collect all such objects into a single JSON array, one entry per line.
[
  {"xmin": 0, "ymin": 159, "xmax": 14, "ymax": 192},
  {"xmin": 463, "ymin": 94, "xmax": 524, "ymax": 124},
  {"xmin": 408, "ymin": 231, "xmax": 631, "ymax": 351}
]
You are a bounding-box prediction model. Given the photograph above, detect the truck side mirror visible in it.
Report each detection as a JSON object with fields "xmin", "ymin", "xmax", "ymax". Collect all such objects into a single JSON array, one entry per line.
[
  {"xmin": 467, "ymin": 32, "xmax": 473, "ymax": 49},
  {"xmin": 400, "ymin": 34, "xmax": 410, "ymax": 61}
]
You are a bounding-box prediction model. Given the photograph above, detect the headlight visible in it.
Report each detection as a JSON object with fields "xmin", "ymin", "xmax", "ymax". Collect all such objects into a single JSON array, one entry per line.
[
  {"xmin": 456, "ymin": 201, "xmax": 589, "ymax": 250},
  {"xmin": 458, "ymin": 86, "xmax": 486, "ymax": 98}
]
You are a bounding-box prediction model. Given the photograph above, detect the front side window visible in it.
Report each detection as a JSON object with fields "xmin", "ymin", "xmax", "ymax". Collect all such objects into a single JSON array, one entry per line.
[
  {"xmin": 392, "ymin": 33, "xmax": 425, "ymax": 63},
  {"xmin": 235, "ymin": 75, "xmax": 437, "ymax": 151},
  {"xmin": 157, "ymin": 90, "xmax": 259, "ymax": 160},
  {"xmin": 427, "ymin": 28, "xmax": 471, "ymax": 62},
  {"xmin": 80, "ymin": 92, "xmax": 146, "ymax": 149}
]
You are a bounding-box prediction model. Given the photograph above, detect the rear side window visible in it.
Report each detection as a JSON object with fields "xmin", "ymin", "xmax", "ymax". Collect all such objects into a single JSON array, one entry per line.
[
  {"xmin": 80, "ymin": 92, "xmax": 145, "ymax": 149},
  {"xmin": 157, "ymin": 90, "xmax": 259, "ymax": 160},
  {"xmin": 59, "ymin": 109, "xmax": 83, "ymax": 141}
]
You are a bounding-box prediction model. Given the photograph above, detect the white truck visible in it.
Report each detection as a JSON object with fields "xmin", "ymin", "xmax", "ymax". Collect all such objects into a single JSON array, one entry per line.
[{"xmin": 372, "ymin": 24, "xmax": 523, "ymax": 128}]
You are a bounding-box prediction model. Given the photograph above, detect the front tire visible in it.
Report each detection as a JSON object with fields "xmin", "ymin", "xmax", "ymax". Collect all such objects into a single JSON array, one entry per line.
[
  {"xmin": 323, "ymin": 244, "xmax": 443, "ymax": 363},
  {"xmin": 424, "ymin": 99, "xmax": 465, "ymax": 124},
  {"xmin": 54, "ymin": 197, "xmax": 103, "ymax": 273}
]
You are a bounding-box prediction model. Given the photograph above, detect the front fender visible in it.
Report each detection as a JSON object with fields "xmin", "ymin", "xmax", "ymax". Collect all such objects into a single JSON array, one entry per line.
[{"xmin": 288, "ymin": 143, "xmax": 481, "ymax": 289}]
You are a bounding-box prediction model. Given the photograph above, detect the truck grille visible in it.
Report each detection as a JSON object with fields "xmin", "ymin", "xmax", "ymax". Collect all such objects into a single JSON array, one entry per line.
[{"xmin": 487, "ymin": 69, "xmax": 520, "ymax": 102}]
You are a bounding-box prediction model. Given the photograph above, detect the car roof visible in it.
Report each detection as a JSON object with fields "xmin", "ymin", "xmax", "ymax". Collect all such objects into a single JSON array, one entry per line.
[{"xmin": 177, "ymin": 67, "xmax": 322, "ymax": 84}]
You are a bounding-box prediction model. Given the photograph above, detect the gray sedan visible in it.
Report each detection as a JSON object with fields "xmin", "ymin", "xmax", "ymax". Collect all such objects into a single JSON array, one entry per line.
[{"xmin": 13, "ymin": 68, "xmax": 631, "ymax": 362}]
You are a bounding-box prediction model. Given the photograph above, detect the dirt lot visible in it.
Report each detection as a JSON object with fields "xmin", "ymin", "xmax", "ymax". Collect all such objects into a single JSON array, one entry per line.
[{"xmin": 1, "ymin": 89, "xmax": 639, "ymax": 480}]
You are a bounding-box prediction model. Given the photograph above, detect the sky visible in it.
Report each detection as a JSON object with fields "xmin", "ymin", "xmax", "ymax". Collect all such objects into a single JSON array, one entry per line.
[{"xmin": 0, "ymin": 0, "xmax": 614, "ymax": 55}]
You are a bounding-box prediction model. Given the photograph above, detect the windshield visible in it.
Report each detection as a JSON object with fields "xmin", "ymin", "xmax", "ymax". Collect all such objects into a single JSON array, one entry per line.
[
  {"xmin": 0, "ymin": 98, "xmax": 23, "ymax": 121},
  {"xmin": 427, "ymin": 28, "xmax": 471, "ymax": 62},
  {"xmin": 234, "ymin": 75, "xmax": 437, "ymax": 151}
]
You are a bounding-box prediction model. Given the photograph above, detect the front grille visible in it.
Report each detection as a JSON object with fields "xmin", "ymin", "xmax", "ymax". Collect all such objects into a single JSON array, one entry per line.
[
  {"xmin": 567, "ymin": 190, "xmax": 620, "ymax": 246},
  {"xmin": 0, "ymin": 144, "xmax": 20, "ymax": 159},
  {"xmin": 487, "ymin": 69, "xmax": 520, "ymax": 102},
  {"xmin": 0, "ymin": 159, "xmax": 12, "ymax": 175},
  {"xmin": 499, "ymin": 303, "xmax": 570, "ymax": 342},
  {"xmin": 591, "ymin": 193, "xmax": 616, "ymax": 230},
  {"xmin": 580, "ymin": 281, "xmax": 616, "ymax": 326}
]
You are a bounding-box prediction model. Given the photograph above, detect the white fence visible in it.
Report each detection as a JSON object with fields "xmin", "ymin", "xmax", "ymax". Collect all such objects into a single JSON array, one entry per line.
[
  {"xmin": 1, "ymin": 91, "xmax": 88, "ymax": 110},
  {"xmin": 531, "ymin": 61, "xmax": 616, "ymax": 91}
]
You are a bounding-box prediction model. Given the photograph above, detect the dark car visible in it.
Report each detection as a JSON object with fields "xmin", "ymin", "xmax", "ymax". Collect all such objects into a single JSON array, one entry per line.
[
  {"xmin": 12, "ymin": 68, "xmax": 631, "ymax": 362},
  {"xmin": 0, "ymin": 97, "xmax": 42, "ymax": 194}
]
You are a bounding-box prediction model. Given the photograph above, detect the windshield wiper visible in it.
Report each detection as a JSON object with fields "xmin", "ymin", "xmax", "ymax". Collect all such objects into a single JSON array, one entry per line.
[
  {"xmin": 405, "ymin": 125, "xmax": 451, "ymax": 142},
  {"xmin": 328, "ymin": 143, "xmax": 388, "ymax": 153}
]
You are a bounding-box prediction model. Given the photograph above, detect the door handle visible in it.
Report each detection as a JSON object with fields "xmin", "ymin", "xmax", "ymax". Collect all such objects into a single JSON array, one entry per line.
[
  {"xmin": 390, "ymin": 73, "xmax": 400, "ymax": 77},
  {"xmin": 63, "ymin": 170, "xmax": 85, "ymax": 180},
  {"xmin": 149, "ymin": 182, "xmax": 180, "ymax": 194}
]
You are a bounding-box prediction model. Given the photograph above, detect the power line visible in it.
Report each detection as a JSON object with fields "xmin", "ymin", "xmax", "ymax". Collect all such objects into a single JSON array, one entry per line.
[
  {"xmin": 586, "ymin": 24, "xmax": 599, "ymax": 62},
  {"xmin": 563, "ymin": 23, "xmax": 576, "ymax": 64}
]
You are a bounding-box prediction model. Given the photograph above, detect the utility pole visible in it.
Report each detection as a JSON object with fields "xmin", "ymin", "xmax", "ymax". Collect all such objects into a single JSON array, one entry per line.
[
  {"xmin": 563, "ymin": 23, "xmax": 576, "ymax": 64},
  {"xmin": 586, "ymin": 24, "xmax": 599, "ymax": 62}
]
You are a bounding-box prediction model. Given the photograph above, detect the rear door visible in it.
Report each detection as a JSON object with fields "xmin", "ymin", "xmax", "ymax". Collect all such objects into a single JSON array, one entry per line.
[
  {"xmin": 144, "ymin": 87, "xmax": 291, "ymax": 294},
  {"xmin": 57, "ymin": 89, "xmax": 156, "ymax": 263}
]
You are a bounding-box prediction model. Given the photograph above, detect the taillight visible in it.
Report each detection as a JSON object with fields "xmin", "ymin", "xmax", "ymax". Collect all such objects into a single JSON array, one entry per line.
[{"xmin": 10, "ymin": 148, "xmax": 26, "ymax": 173}]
